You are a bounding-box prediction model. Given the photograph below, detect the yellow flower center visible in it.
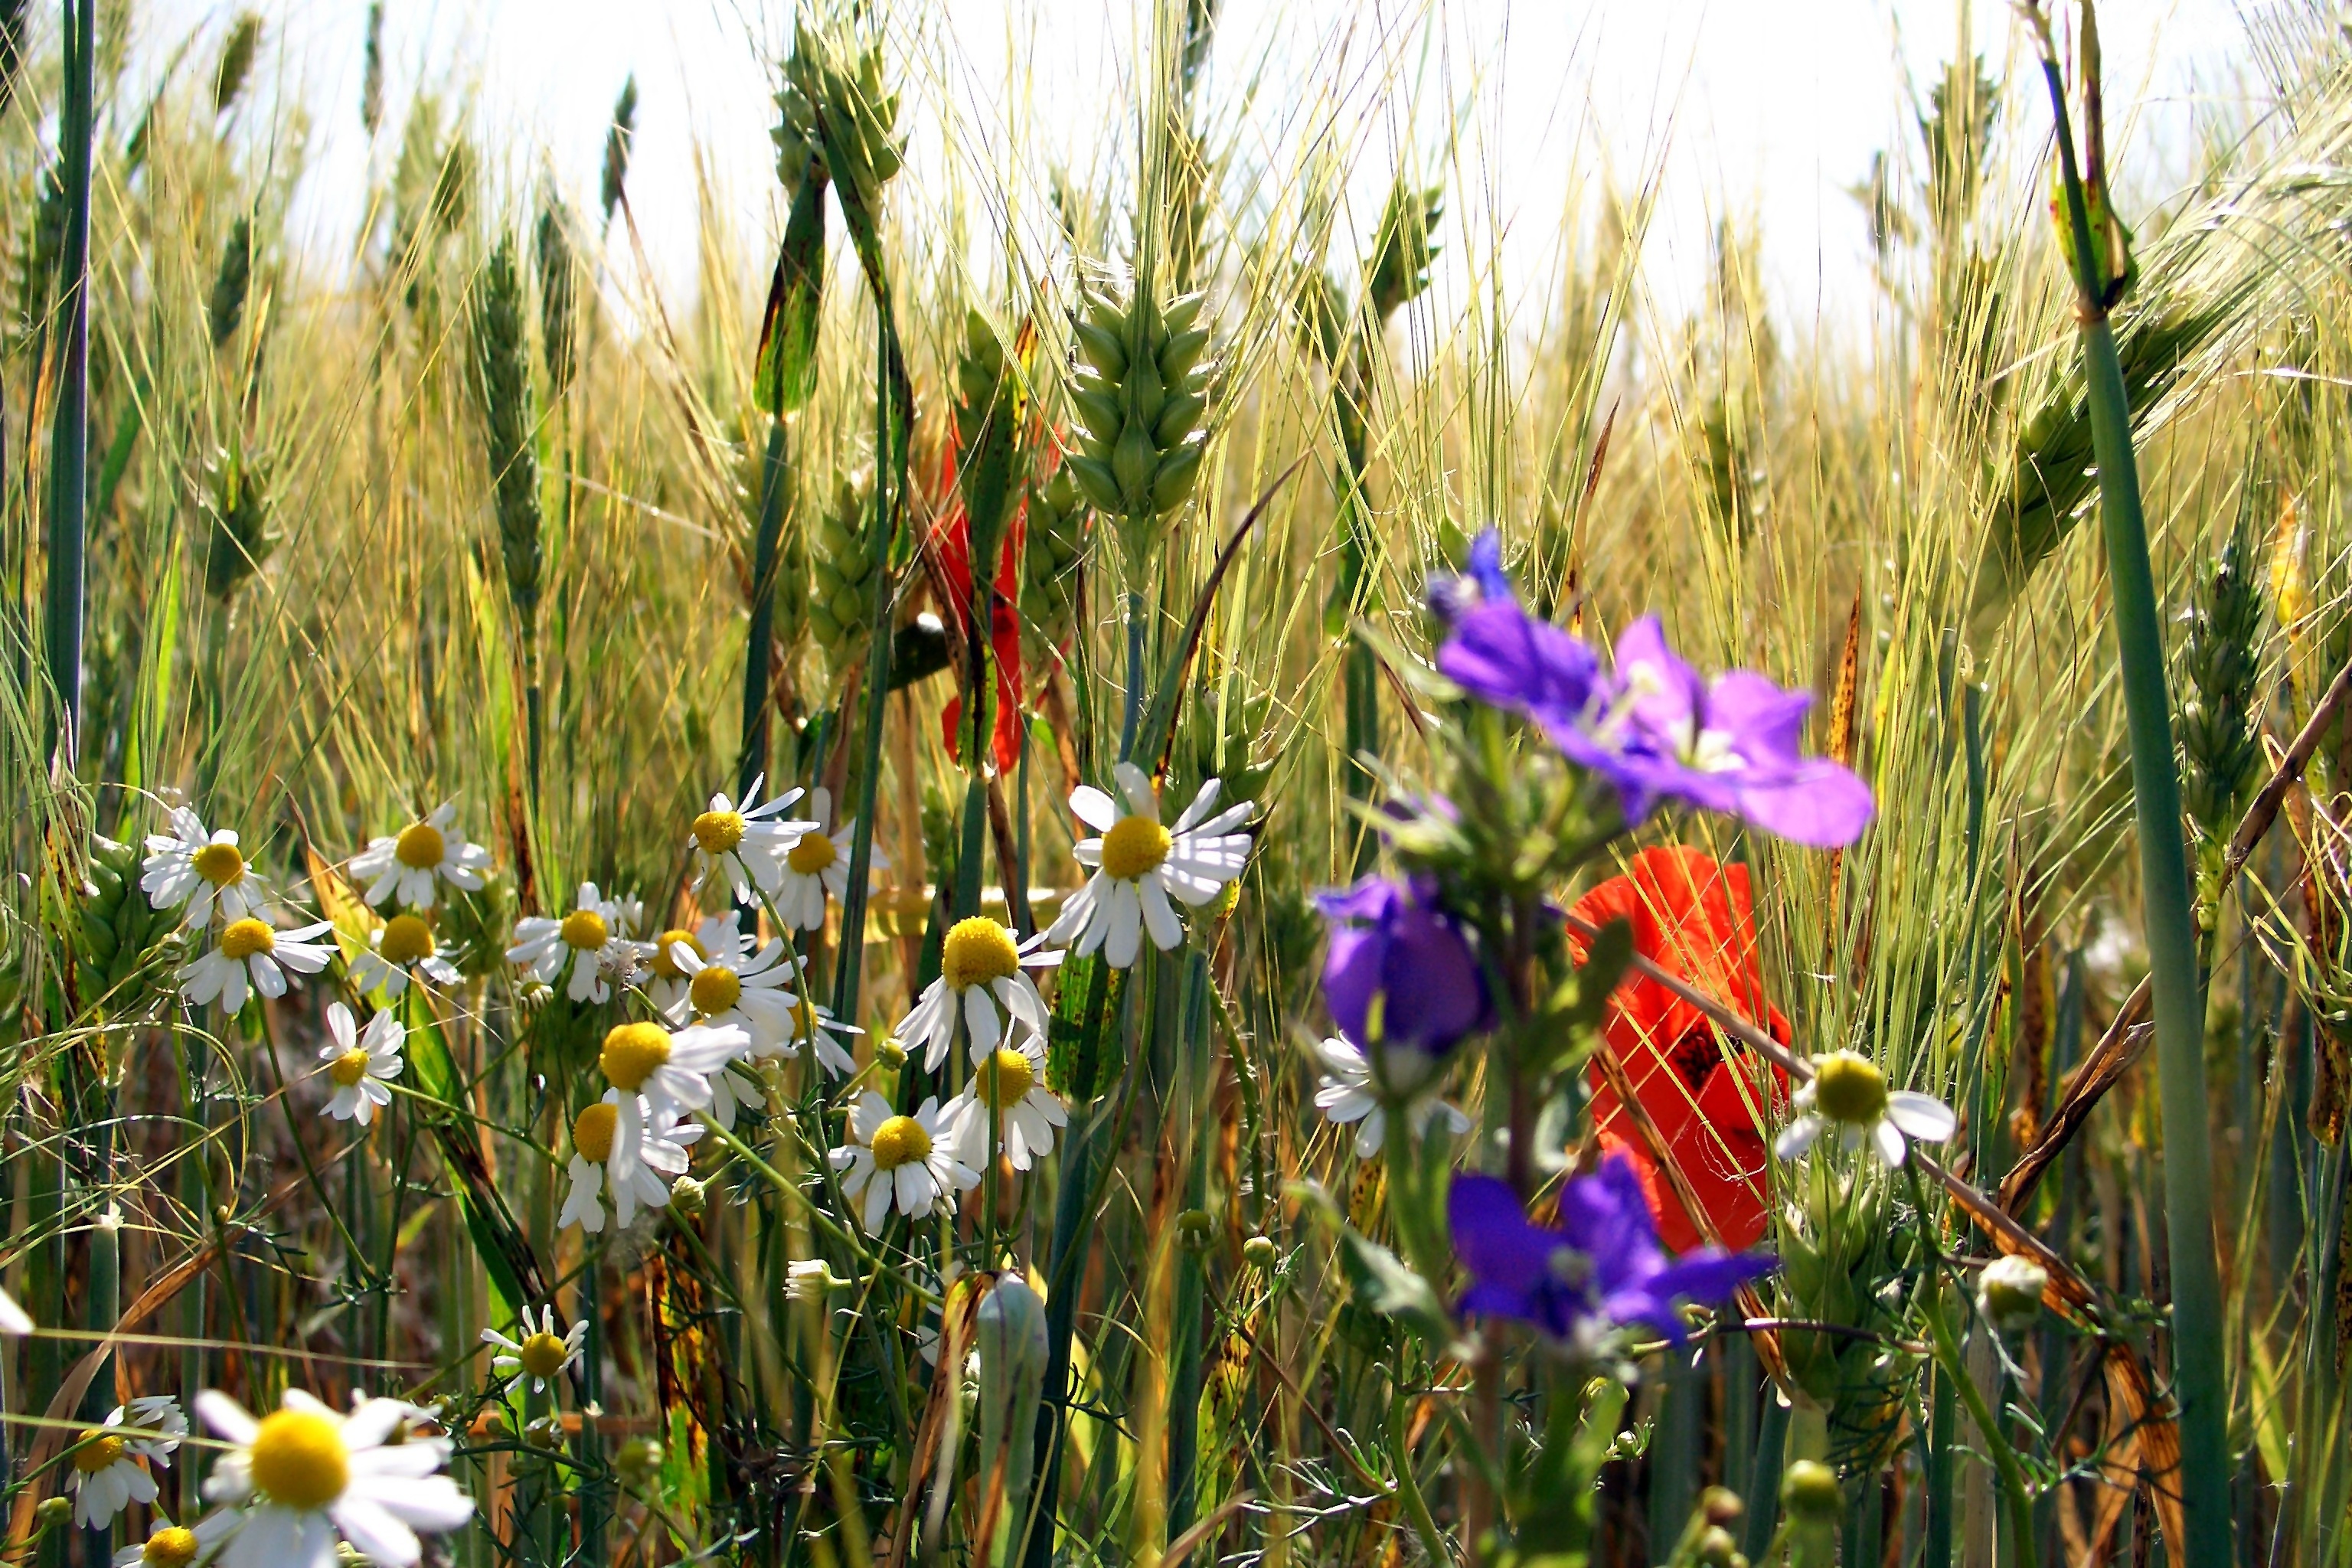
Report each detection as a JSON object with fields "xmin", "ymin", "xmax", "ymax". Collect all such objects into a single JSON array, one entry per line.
[
  {"xmin": 330, "ymin": 1047, "xmax": 373, "ymax": 1088},
  {"xmin": 191, "ymin": 841, "xmax": 245, "ymax": 885},
  {"xmin": 1812, "ymin": 1051, "xmax": 1890, "ymax": 1125},
  {"xmin": 518, "ymin": 1329, "xmax": 572, "ymax": 1382},
  {"xmin": 650, "ymin": 929, "xmax": 704, "ymax": 981},
  {"xmin": 72, "ymin": 1430, "xmax": 126, "ymax": 1473},
  {"xmin": 940, "ymin": 917, "xmax": 1020, "ymax": 991},
  {"xmin": 380, "ymin": 913, "xmax": 435, "ymax": 966},
  {"xmin": 788, "ymin": 831, "xmax": 838, "ymax": 876},
  {"xmin": 693, "ymin": 810, "xmax": 747, "ymax": 854},
  {"xmin": 247, "ymin": 1407, "xmax": 349, "ymax": 1511},
  {"xmin": 869, "ymin": 1114, "xmax": 932, "ymax": 1171},
  {"xmin": 690, "ymin": 965, "xmax": 743, "ymax": 1016},
  {"xmin": 600, "ymin": 1022, "xmax": 673, "ymax": 1091},
  {"xmin": 1099, "ymin": 815, "xmax": 1173, "ymax": 881},
  {"xmin": 978, "ymin": 1048, "xmax": 1035, "ymax": 1109},
  {"xmin": 220, "ymin": 918, "xmax": 275, "ymax": 960},
  {"xmin": 394, "ymin": 822, "xmax": 446, "ymax": 870},
  {"xmin": 573, "ymin": 1102, "xmax": 618, "ymax": 1164},
  {"xmin": 142, "ymin": 1527, "xmax": 200, "ymax": 1568},
  {"xmin": 560, "ymin": 908, "xmax": 610, "ymax": 952}
]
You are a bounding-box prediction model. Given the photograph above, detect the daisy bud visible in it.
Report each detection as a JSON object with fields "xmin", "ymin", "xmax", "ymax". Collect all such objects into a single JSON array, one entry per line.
[
  {"xmin": 668, "ymin": 1175, "xmax": 707, "ymax": 1219},
  {"xmin": 1177, "ymin": 1209, "xmax": 1215, "ymax": 1253},
  {"xmin": 1697, "ymin": 1526, "xmax": 1743, "ymax": 1568},
  {"xmin": 524, "ymin": 1416, "xmax": 564, "ymax": 1450},
  {"xmin": 877, "ymin": 1036, "xmax": 909, "ymax": 1070},
  {"xmin": 1976, "ymin": 1256, "xmax": 2049, "ymax": 1331},
  {"xmin": 614, "ymin": 1438, "xmax": 663, "ymax": 1488},
  {"xmin": 1241, "ymin": 1234, "xmax": 1278, "ymax": 1269},
  {"xmin": 36, "ymin": 1497, "xmax": 70, "ymax": 1530},
  {"xmin": 1780, "ymin": 1460, "xmax": 1842, "ymax": 1524},
  {"xmin": 1701, "ymin": 1487, "xmax": 1744, "ymax": 1526}
]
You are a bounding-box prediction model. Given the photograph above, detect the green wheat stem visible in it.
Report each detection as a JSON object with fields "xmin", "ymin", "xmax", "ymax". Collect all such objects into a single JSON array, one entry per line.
[
  {"xmin": 44, "ymin": 0, "xmax": 93, "ymax": 763},
  {"xmin": 737, "ymin": 417, "xmax": 791, "ymax": 804},
  {"xmin": 2030, "ymin": 35, "xmax": 2232, "ymax": 1564}
]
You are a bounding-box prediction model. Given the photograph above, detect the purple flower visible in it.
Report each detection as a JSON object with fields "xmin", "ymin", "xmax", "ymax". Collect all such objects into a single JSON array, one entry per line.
[
  {"xmin": 1316, "ymin": 877, "xmax": 1488, "ymax": 1054},
  {"xmin": 1598, "ymin": 617, "xmax": 1875, "ymax": 848},
  {"xmin": 1429, "ymin": 528, "xmax": 1514, "ymax": 624},
  {"xmin": 1429, "ymin": 550, "xmax": 1875, "ymax": 847},
  {"xmin": 1448, "ymin": 1158, "xmax": 1773, "ymax": 1346}
]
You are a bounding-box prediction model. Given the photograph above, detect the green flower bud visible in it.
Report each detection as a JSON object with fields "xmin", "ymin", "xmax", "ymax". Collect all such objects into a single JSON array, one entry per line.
[
  {"xmin": 1780, "ymin": 1459, "xmax": 1842, "ymax": 1523},
  {"xmin": 1241, "ymin": 1234, "xmax": 1278, "ymax": 1269},
  {"xmin": 614, "ymin": 1437, "xmax": 664, "ymax": 1487}
]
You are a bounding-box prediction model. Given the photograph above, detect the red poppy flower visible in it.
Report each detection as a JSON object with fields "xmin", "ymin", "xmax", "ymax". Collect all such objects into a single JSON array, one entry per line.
[
  {"xmin": 930, "ymin": 442, "xmax": 1027, "ymax": 776},
  {"xmin": 1568, "ymin": 845, "xmax": 1790, "ymax": 1253}
]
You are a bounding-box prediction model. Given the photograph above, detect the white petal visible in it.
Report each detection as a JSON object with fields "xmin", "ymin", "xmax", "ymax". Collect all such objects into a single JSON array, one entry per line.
[
  {"xmin": 1873, "ymin": 1119, "xmax": 1909, "ymax": 1168},
  {"xmin": 329, "ymin": 1498, "xmax": 420, "ymax": 1567},
  {"xmin": 196, "ymin": 1390, "xmax": 260, "ymax": 1443},
  {"xmin": 1773, "ymin": 1116, "xmax": 1823, "ymax": 1161},
  {"xmin": 1104, "ymin": 884, "xmax": 1143, "ymax": 969},
  {"xmin": 1886, "ymin": 1091, "xmax": 1957, "ymax": 1142},
  {"xmin": 1172, "ymin": 776, "xmax": 1223, "ymax": 833},
  {"xmin": 1112, "ymin": 761, "xmax": 1159, "ymax": 821},
  {"xmin": 1069, "ymin": 786, "xmax": 1120, "ymax": 833},
  {"xmin": 1138, "ymin": 876, "xmax": 1183, "ymax": 951}
]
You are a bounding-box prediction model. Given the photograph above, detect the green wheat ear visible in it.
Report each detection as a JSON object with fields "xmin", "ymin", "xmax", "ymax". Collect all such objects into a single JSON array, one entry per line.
[
  {"xmin": 207, "ymin": 214, "xmax": 251, "ymax": 349},
  {"xmin": 534, "ymin": 196, "xmax": 577, "ymax": 403},
  {"xmin": 471, "ymin": 237, "xmax": 542, "ymax": 642},
  {"xmin": 1063, "ymin": 281, "xmax": 1213, "ymax": 566},
  {"xmin": 808, "ymin": 472, "xmax": 877, "ymax": 680},
  {"xmin": 2178, "ymin": 472, "xmax": 2267, "ymax": 893},
  {"xmin": 1021, "ymin": 466, "xmax": 1085, "ymax": 670},
  {"xmin": 200, "ymin": 444, "xmax": 274, "ymax": 603}
]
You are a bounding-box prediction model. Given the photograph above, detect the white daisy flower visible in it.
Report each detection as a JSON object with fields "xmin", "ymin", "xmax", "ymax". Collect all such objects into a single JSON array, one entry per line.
[
  {"xmin": 317, "ymin": 1003, "xmax": 404, "ymax": 1126},
  {"xmin": 774, "ymin": 788, "xmax": 884, "ymax": 933},
  {"xmin": 1044, "ymin": 764, "xmax": 1254, "ymax": 969},
  {"xmin": 142, "ymin": 808, "xmax": 273, "ymax": 928},
  {"xmin": 687, "ymin": 775, "xmax": 815, "ymax": 903},
  {"xmin": 505, "ymin": 883, "xmax": 643, "ymax": 1004},
  {"xmin": 1774, "ymin": 1050, "xmax": 1957, "ymax": 1169},
  {"xmin": 896, "ymin": 919, "xmax": 1062, "ymax": 1070},
  {"xmin": 829, "ymin": 1091, "xmax": 977, "ymax": 1232},
  {"xmin": 479, "ymin": 1305, "xmax": 586, "ymax": 1394},
  {"xmin": 70, "ymin": 1395, "xmax": 188, "ymax": 1528},
  {"xmin": 1311, "ymin": 1036, "xmax": 1470, "ymax": 1159},
  {"xmin": 560, "ymin": 1093, "xmax": 704, "ymax": 1233},
  {"xmin": 348, "ymin": 913, "xmax": 464, "ymax": 998},
  {"xmin": 194, "ymin": 1387, "xmax": 473, "ymax": 1568},
  {"xmin": 944, "ymin": 1031, "xmax": 1066, "ymax": 1172},
  {"xmin": 111, "ymin": 1516, "xmax": 240, "ymax": 1568},
  {"xmin": 642, "ymin": 913, "xmax": 749, "ymax": 1020},
  {"xmin": 665, "ymin": 931, "xmax": 803, "ymax": 1056},
  {"xmin": 596, "ymin": 1019, "xmax": 749, "ymax": 1170},
  {"xmin": 178, "ymin": 916, "xmax": 335, "ymax": 1014},
  {"xmin": 346, "ymin": 801, "xmax": 491, "ymax": 911}
]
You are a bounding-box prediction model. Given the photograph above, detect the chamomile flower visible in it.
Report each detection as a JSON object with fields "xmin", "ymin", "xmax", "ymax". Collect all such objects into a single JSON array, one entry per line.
[
  {"xmin": 142, "ymin": 808, "xmax": 272, "ymax": 927},
  {"xmin": 663, "ymin": 929, "xmax": 802, "ymax": 1055},
  {"xmin": 1045, "ymin": 764, "xmax": 1255, "ymax": 969},
  {"xmin": 479, "ymin": 1305, "xmax": 586, "ymax": 1394},
  {"xmin": 316, "ymin": 1003, "xmax": 404, "ymax": 1125},
  {"xmin": 1774, "ymin": 1050, "xmax": 1956, "ymax": 1169},
  {"xmin": 505, "ymin": 883, "xmax": 642, "ymax": 1004},
  {"xmin": 178, "ymin": 916, "xmax": 335, "ymax": 1014},
  {"xmin": 1311, "ymin": 1036, "xmax": 1471, "ymax": 1159},
  {"xmin": 831, "ymin": 1092, "xmax": 976, "ymax": 1231},
  {"xmin": 596, "ymin": 1020, "xmax": 750, "ymax": 1176},
  {"xmin": 347, "ymin": 802, "xmax": 491, "ymax": 910},
  {"xmin": 897, "ymin": 919, "xmax": 1062, "ymax": 1070},
  {"xmin": 559, "ymin": 1094, "xmax": 702, "ymax": 1233},
  {"xmin": 687, "ymin": 776, "xmax": 815, "ymax": 903},
  {"xmin": 194, "ymin": 1387, "xmax": 473, "ymax": 1568},
  {"xmin": 348, "ymin": 913, "xmax": 463, "ymax": 997},
  {"xmin": 642, "ymin": 913, "xmax": 748, "ymax": 1020},
  {"xmin": 943, "ymin": 1031, "xmax": 1066, "ymax": 1171},
  {"xmin": 785, "ymin": 1259, "xmax": 847, "ymax": 1302},
  {"xmin": 70, "ymin": 1396, "xmax": 188, "ymax": 1529},
  {"xmin": 773, "ymin": 788, "xmax": 882, "ymax": 932},
  {"xmin": 111, "ymin": 1516, "xmax": 239, "ymax": 1568}
]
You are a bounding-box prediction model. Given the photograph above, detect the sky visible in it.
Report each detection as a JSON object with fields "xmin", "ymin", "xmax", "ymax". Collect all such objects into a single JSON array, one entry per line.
[{"xmin": 130, "ymin": 0, "xmax": 2263, "ymax": 335}]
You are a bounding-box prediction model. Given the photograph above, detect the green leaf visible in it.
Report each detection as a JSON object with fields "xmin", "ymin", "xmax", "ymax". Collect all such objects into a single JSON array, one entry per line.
[{"xmin": 752, "ymin": 163, "xmax": 828, "ymax": 416}]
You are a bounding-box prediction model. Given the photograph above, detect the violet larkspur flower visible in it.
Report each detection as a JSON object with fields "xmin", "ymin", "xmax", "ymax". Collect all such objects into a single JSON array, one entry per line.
[
  {"xmin": 1447, "ymin": 1158, "xmax": 1772, "ymax": 1348},
  {"xmin": 1427, "ymin": 528, "xmax": 1514, "ymax": 624},
  {"xmin": 1429, "ymin": 535, "xmax": 1873, "ymax": 848},
  {"xmin": 1316, "ymin": 877, "xmax": 1488, "ymax": 1053}
]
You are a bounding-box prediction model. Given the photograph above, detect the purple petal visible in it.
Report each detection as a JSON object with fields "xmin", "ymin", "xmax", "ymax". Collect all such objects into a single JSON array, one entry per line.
[
  {"xmin": 1731, "ymin": 761, "xmax": 1876, "ymax": 848},
  {"xmin": 1438, "ymin": 599, "xmax": 1603, "ymax": 721},
  {"xmin": 1314, "ymin": 877, "xmax": 1401, "ymax": 924},
  {"xmin": 1449, "ymin": 1174, "xmax": 1556, "ymax": 1299},
  {"xmin": 1612, "ymin": 616, "xmax": 1704, "ymax": 733},
  {"xmin": 1704, "ymin": 671, "xmax": 1813, "ymax": 767}
]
